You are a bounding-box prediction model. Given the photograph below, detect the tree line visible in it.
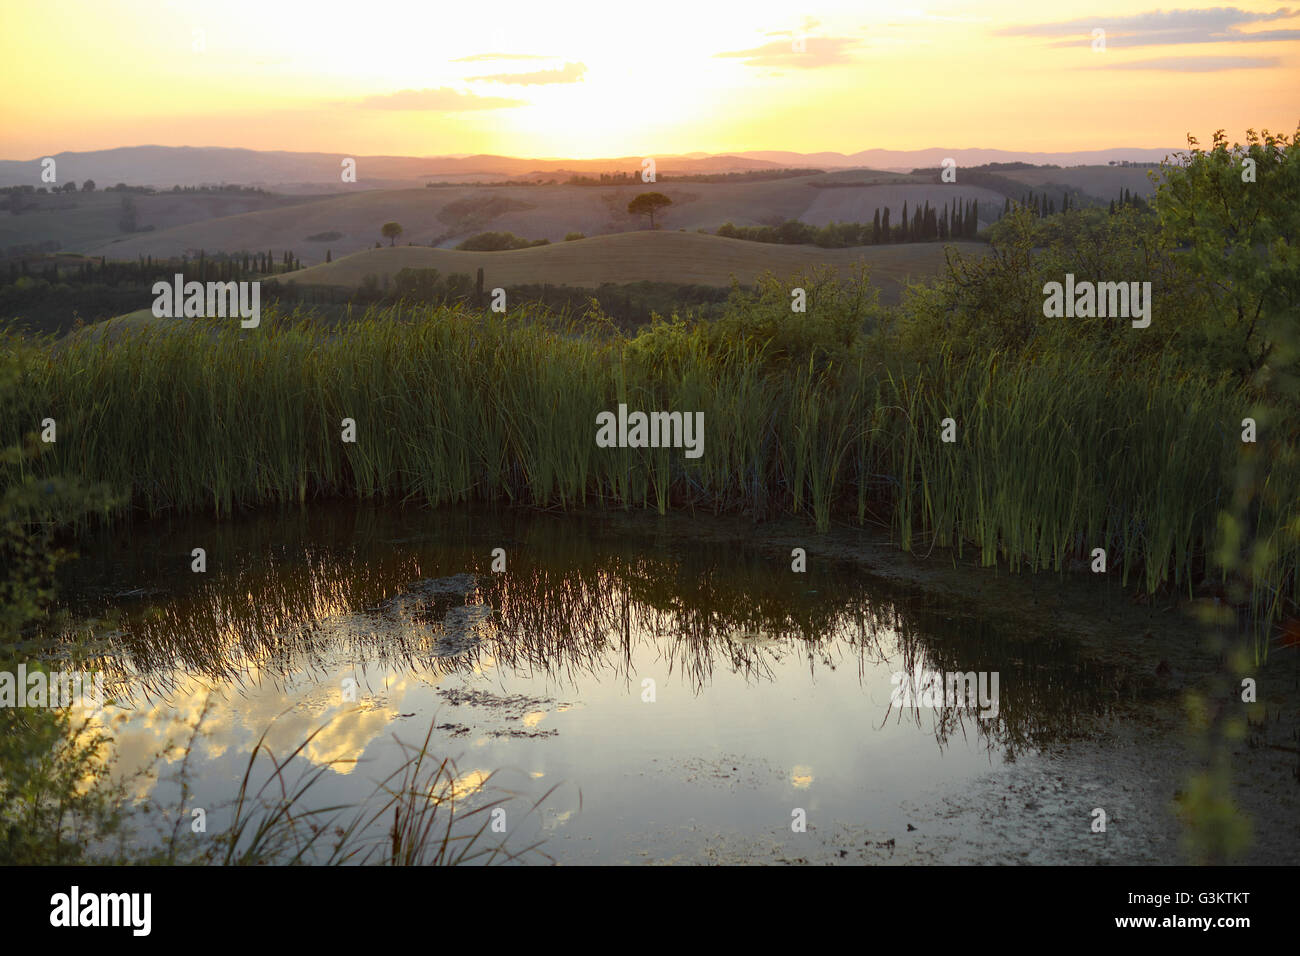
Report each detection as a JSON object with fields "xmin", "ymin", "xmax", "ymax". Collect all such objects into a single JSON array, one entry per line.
[
  {"xmin": 1, "ymin": 249, "xmax": 305, "ymax": 335},
  {"xmin": 716, "ymin": 197, "xmax": 984, "ymax": 247}
]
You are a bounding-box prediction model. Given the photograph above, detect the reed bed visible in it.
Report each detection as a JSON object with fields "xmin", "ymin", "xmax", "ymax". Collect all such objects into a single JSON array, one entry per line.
[{"xmin": 3, "ymin": 302, "xmax": 1295, "ymax": 642}]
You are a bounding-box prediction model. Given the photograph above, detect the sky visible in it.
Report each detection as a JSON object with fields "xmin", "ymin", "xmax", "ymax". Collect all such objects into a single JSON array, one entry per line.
[{"xmin": 2, "ymin": 0, "xmax": 1297, "ymax": 159}]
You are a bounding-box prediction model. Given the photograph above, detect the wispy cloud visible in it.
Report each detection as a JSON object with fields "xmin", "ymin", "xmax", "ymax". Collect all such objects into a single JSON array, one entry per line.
[
  {"xmin": 880, "ymin": 8, "xmax": 990, "ymax": 25},
  {"xmin": 468, "ymin": 62, "xmax": 587, "ymax": 85},
  {"xmin": 763, "ymin": 15, "xmax": 821, "ymax": 36},
  {"xmin": 715, "ymin": 35, "xmax": 863, "ymax": 68},
  {"xmin": 351, "ymin": 88, "xmax": 524, "ymax": 111},
  {"xmin": 1106, "ymin": 54, "xmax": 1280, "ymax": 70},
  {"xmin": 998, "ymin": 6, "xmax": 1300, "ymax": 47},
  {"xmin": 451, "ymin": 53, "xmax": 555, "ymax": 62}
]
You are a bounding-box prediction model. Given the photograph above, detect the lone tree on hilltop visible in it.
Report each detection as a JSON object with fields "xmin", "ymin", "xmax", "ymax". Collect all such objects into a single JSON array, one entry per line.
[
  {"xmin": 627, "ymin": 192, "xmax": 672, "ymax": 230},
  {"xmin": 381, "ymin": 221, "xmax": 403, "ymax": 246}
]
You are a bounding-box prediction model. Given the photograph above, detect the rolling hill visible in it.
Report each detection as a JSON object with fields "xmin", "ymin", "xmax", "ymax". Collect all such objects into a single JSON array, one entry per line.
[
  {"xmin": 281, "ymin": 230, "xmax": 985, "ymax": 303},
  {"xmin": 0, "ymin": 190, "xmax": 320, "ymax": 256},
  {"xmin": 0, "ymin": 145, "xmax": 1181, "ymax": 188},
  {"xmin": 75, "ymin": 178, "xmax": 1006, "ymax": 265}
]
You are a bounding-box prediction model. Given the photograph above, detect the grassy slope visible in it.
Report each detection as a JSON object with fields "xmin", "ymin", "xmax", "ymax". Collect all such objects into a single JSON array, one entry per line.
[{"xmin": 283, "ymin": 231, "xmax": 986, "ymax": 302}]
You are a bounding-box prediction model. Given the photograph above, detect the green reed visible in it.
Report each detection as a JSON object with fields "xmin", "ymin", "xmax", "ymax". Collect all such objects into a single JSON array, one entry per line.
[{"xmin": 2, "ymin": 301, "xmax": 1295, "ymax": 641}]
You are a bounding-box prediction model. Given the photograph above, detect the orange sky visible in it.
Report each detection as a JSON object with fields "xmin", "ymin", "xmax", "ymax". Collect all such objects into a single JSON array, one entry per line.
[{"xmin": 2, "ymin": 0, "xmax": 1297, "ymax": 158}]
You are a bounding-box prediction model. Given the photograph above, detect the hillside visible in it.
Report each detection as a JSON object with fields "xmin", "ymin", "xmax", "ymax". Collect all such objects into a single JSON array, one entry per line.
[
  {"xmin": 281, "ymin": 231, "xmax": 985, "ymax": 302},
  {"xmin": 993, "ymin": 165, "xmax": 1159, "ymax": 198},
  {"xmin": 0, "ymin": 145, "xmax": 1181, "ymax": 187},
  {"xmin": 76, "ymin": 179, "xmax": 1006, "ymax": 265},
  {"xmin": 0, "ymin": 190, "xmax": 321, "ymax": 256}
]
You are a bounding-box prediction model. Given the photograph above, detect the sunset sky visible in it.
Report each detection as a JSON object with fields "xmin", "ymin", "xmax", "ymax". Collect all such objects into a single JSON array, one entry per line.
[{"xmin": 2, "ymin": 0, "xmax": 1297, "ymax": 159}]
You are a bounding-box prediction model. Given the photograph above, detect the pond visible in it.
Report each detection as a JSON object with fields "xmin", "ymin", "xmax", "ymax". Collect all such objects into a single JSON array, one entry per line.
[{"xmin": 50, "ymin": 503, "xmax": 1163, "ymax": 864}]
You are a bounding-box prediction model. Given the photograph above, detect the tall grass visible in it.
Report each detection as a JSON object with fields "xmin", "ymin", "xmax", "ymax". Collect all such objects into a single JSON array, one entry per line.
[
  {"xmin": 2, "ymin": 297, "xmax": 1296, "ymax": 645},
  {"xmin": 213, "ymin": 718, "xmax": 554, "ymax": 866}
]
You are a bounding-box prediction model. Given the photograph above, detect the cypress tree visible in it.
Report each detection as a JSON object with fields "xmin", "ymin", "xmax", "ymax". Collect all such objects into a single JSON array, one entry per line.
[
  {"xmin": 326, "ymin": 249, "xmax": 332, "ymax": 263},
  {"xmin": 900, "ymin": 201, "xmax": 908, "ymax": 241},
  {"xmin": 872, "ymin": 208, "xmax": 881, "ymax": 244}
]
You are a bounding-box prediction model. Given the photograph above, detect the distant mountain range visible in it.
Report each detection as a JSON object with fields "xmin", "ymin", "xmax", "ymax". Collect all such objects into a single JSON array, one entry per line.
[{"xmin": 0, "ymin": 144, "xmax": 1181, "ymax": 189}]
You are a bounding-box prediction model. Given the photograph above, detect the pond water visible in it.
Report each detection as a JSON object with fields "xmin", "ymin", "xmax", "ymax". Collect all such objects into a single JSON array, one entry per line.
[{"xmin": 51, "ymin": 503, "xmax": 1126, "ymax": 864}]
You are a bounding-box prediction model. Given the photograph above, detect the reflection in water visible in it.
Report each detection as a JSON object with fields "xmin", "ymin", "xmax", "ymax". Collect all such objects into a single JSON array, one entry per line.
[{"xmin": 47, "ymin": 504, "xmax": 1131, "ymax": 861}]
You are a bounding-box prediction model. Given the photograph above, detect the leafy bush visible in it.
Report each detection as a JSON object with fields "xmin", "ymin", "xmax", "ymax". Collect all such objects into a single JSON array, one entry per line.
[{"xmin": 455, "ymin": 232, "xmax": 550, "ymax": 251}]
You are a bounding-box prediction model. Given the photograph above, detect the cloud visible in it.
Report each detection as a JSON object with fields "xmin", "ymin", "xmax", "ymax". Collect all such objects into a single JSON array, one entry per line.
[
  {"xmin": 879, "ymin": 9, "xmax": 990, "ymax": 24},
  {"xmin": 468, "ymin": 62, "xmax": 587, "ymax": 85},
  {"xmin": 997, "ymin": 6, "xmax": 1300, "ymax": 47},
  {"xmin": 452, "ymin": 52, "xmax": 556, "ymax": 62},
  {"xmin": 715, "ymin": 35, "xmax": 863, "ymax": 68},
  {"xmin": 1106, "ymin": 54, "xmax": 1281, "ymax": 69},
  {"xmin": 764, "ymin": 15, "xmax": 821, "ymax": 36},
  {"xmin": 351, "ymin": 87, "xmax": 524, "ymax": 111}
]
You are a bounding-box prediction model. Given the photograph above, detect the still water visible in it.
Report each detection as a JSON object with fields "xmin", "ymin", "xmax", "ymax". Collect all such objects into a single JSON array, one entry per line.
[{"xmin": 53, "ymin": 504, "xmax": 1119, "ymax": 864}]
